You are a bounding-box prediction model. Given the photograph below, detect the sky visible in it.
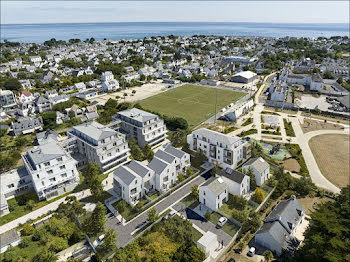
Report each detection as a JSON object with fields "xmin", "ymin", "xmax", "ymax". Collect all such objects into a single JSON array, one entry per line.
[{"xmin": 1, "ymin": 1, "xmax": 349, "ymax": 24}]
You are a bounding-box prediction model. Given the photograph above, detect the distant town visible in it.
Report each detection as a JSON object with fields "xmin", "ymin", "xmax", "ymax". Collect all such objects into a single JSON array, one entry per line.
[{"xmin": 0, "ymin": 35, "xmax": 349, "ymax": 262}]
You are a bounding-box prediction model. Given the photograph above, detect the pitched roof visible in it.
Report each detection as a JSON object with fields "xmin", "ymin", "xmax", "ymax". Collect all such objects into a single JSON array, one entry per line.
[
  {"xmin": 0, "ymin": 229, "xmax": 20, "ymax": 249},
  {"xmin": 113, "ymin": 165, "xmax": 138, "ymax": 185},
  {"xmin": 73, "ymin": 121, "xmax": 117, "ymax": 142},
  {"xmin": 164, "ymin": 145, "xmax": 186, "ymax": 158},
  {"xmin": 217, "ymin": 168, "xmax": 247, "ymax": 184},
  {"xmin": 148, "ymin": 157, "xmax": 169, "ymax": 174},
  {"xmin": 193, "ymin": 128, "xmax": 241, "ymax": 146},
  {"xmin": 117, "ymin": 108, "xmax": 157, "ymax": 123},
  {"xmin": 201, "ymin": 177, "xmax": 227, "ymax": 196},
  {"xmin": 243, "ymin": 157, "xmax": 269, "ymax": 174},
  {"xmin": 154, "ymin": 149, "xmax": 176, "ymax": 164},
  {"xmin": 128, "ymin": 160, "xmax": 152, "ymax": 178}
]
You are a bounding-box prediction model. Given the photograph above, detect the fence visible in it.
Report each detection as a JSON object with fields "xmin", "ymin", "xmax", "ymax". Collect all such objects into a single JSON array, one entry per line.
[
  {"xmin": 215, "ymin": 227, "xmax": 242, "ymax": 262},
  {"xmin": 216, "ymin": 209, "xmax": 242, "ymax": 228},
  {"xmin": 255, "ymin": 186, "xmax": 276, "ymax": 212}
]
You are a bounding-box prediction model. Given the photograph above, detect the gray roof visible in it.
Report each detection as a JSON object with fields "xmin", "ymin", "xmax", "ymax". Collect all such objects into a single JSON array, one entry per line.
[
  {"xmin": 148, "ymin": 157, "xmax": 169, "ymax": 174},
  {"xmin": 73, "ymin": 121, "xmax": 117, "ymax": 142},
  {"xmin": 0, "ymin": 229, "xmax": 20, "ymax": 248},
  {"xmin": 337, "ymin": 95, "xmax": 350, "ymax": 108},
  {"xmin": 128, "ymin": 160, "xmax": 151, "ymax": 178},
  {"xmin": 256, "ymin": 197, "xmax": 305, "ymax": 252},
  {"xmin": 36, "ymin": 129, "xmax": 58, "ymax": 144},
  {"xmin": 12, "ymin": 118, "xmax": 42, "ymax": 135},
  {"xmin": 164, "ymin": 145, "xmax": 186, "ymax": 159},
  {"xmin": 155, "ymin": 149, "xmax": 176, "ymax": 164},
  {"xmin": 117, "ymin": 108, "xmax": 157, "ymax": 123},
  {"xmin": 217, "ymin": 168, "xmax": 247, "ymax": 184},
  {"xmin": 202, "ymin": 177, "xmax": 227, "ymax": 196},
  {"xmin": 35, "ymin": 96, "xmax": 50, "ymax": 105},
  {"xmin": 26, "ymin": 139, "xmax": 65, "ymax": 165},
  {"xmin": 243, "ymin": 157, "xmax": 269, "ymax": 174},
  {"xmin": 113, "ymin": 165, "xmax": 137, "ymax": 185}
]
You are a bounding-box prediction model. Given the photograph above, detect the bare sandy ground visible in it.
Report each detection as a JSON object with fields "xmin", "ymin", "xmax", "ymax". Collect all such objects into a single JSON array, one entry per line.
[{"xmin": 88, "ymin": 81, "xmax": 175, "ymax": 105}]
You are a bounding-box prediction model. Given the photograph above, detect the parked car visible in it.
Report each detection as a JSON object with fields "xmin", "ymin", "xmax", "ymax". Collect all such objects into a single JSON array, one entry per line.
[
  {"xmin": 217, "ymin": 217, "xmax": 228, "ymax": 227},
  {"xmin": 247, "ymin": 247, "xmax": 256, "ymax": 257}
]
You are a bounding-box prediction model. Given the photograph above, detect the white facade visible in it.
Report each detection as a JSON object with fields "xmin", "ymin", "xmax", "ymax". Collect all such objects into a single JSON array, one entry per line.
[
  {"xmin": 22, "ymin": 139, "xmax": 80, "ymax": 200},
  {"xmin": 114, "ymin": 108, "xmax": 167, "ymax": 148},
  {"xmin": 199, "ymin": 177, "xmax": 228, "ymax": 211},
  {"xmin": 242, "ymin": 157, "xmax": 270, "ymax": 186},
  {"xmin": 187, "ymin": 128, "xmax": 251, "ymax": 170}
]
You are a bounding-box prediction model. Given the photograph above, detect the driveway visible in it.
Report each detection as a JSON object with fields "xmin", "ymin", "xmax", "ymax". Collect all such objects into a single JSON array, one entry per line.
[{"xmin": 173, "ymin": 202, "xmax": 232, "ymax": 246}]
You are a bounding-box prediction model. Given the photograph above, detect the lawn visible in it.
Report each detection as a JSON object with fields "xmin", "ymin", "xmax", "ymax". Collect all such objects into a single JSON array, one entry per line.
[
  {"xmin": 180, "ymin": 195, "xmax": 200, "ymax": 209},
  {"xmin": 208, "ymin": 211, "xmax": 239, "ymax": 237},
  {"xmin": 309, "ymin": 134, "xmax": 350, "ymax": 188},
  {"xmin": 113, "ymin": 198, "xmax": 149, "ymax": 221},
  {"xmin": 283, "ymin": 118, "xmax": 296, "ymax": 137},
  {"xmin": 237, "ymin": 129, "xmax": 258, "ymax": 137},
  {"xmin": 241, "ymin": 117, "xmax": 253, "ymax": 126},
  {"xmin": 139, "ymin": 84, "xmax": 246, "ymax": 128},
  {"xmin": 0, "ymin": 190, "xmax": 70, "ymax": 226},
  {"xmin": 300, "ymin": 119, "xmax": 344, "ymax": 134},
  {"xmin": 297, "ymin": 196, "xmax": 333, "ymax": 215},
  {"xmin": 80, "ymin": 190, "xmax": 113, "ymax": 203}
]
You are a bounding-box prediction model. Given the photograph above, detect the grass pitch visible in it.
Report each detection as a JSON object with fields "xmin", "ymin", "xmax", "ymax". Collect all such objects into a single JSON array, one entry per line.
[{"xmin": 139, "ymin": 84, "xmax": 246, "ymax": 128}]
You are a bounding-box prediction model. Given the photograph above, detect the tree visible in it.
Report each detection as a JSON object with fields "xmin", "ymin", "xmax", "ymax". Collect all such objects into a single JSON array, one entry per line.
[
  {"xmin": 84, "ymin": 202, "xmax": 106, "ymax": 236},
  {"xmin": 98, "ymin": 228, "xmax": 117, "ymax": 255},
  {"xmin": 142, "ymin": 144, "xmax": 154, "ymax": 161},
  {"xmin": 15, "ymin": 135, "xmax": 27, "ymax": 148},
  {"xmin": 323, "ymin": 70, "xmax": 334, "ymax": 79},
  {"xmin": 42, "ymin": 111, "xmax": 58, "ymax": 130},
  {"xmin": 191, "ymin": 184, "xmax": 199, "ymax": 200},
  {"xmin": 56, "ymin": 196, "xmax": 86, "ymax": 221},
  {"xmin": 22, "ymin": 223, "xmax": 35, "ymax": 235},
  {"xmin": 186, "ymin": 167, "xmax": 194, "ymax": 177},
  {"xmin": 115, "ymin": 200, "xmax": 127, "ymax": 213},
  {"xmin": 49, "ymin": 237, "xmax": 69, "ymax": 252},
  {"xmin": 147, "ymin": 207, "xmax": 158, "ymax": 223},
  {"xmin": 247, "ymin": 168, "xmax": 257, "ymax": 191},
  {"xmin": 2, "ymin": 78, "xmax": 22, "ymax": 91},
  {"xmin": 293, "ymin": 186, "xmax": 350, "ymax": 262},
  {"xmin": 140, "ymin": 74, "xmax": 146, "ymax": 81},
  {"xmin": 32, "ymin": 250, "xmax": 58, "ymax": 262},
  {"xmin": 251, "ymin": 188, "xmax": 265, "ymax": 204},
  {"xmin": 26, "ymin": 199, "xmax": 36, "ymax": 211},
  {"xmin": 293, "ymin": 176, "xmax": 315, "ymax": 196},
  {"xmin": 211, "ymin": 165, "xmax": 218, "ymax": 177},
  {"xmin": 263, "ymin": 250, "xmax": 274, "ymax": 262},
  {"xmin": 85, "ymin": 163, "xmax": 103, "ymax": 198},
  {"xmin": 129, "ymin": 138, "xmax": 144, "ymax": 161}
]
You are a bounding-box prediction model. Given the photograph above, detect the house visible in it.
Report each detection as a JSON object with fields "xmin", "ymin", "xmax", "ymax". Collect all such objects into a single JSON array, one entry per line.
[
  {"xmin": 35, "ymin": 96, "xmax": 52, "ymax": 113},
  {"xmin": 18, "ymin": 90, "xmax": 34, "ymax": 104},
  {"xmin": 0, "ymin": 89, "xmax": 17, "ymax": 111},
  {"xmin": 0, "ymin": 167, "xmax": 33, "ymax": 217},
  {"xmin": 101, "ymin": 71, "xmax": 114, "ymax": 82},
  {"xmin": 197, "ymin": 231, "xmax": 219, "ymax": 258},
  {"xmin": 77, "ymin": 89, "xmax": 98, "ymax": 99},
  {"xmin": 29, "ymin": 56, "xmax": 42, "ymax": 63},
  {"xmin": 187, "ymin": 128, "xmax": 251, "ymax": 170},
  {"xmin": 269, "ymin": 80, "xmax": 288, "ymax": 102},
  {"xmin": 74, "ymin": 82, "xmax": 87, "ymax": 91},
  {"xmin": 113, "ymin": 108, "xmax": 167, "ymax": 148},
  {"xmin": 217, "ymin": 168, "xmax": 250, "ymax": 196},
  {"xmin": 231, "ymin": 71, "xmax": 257, "ymax": 84},
  {"xmin": 17, "ymin": 102, "xmax": 34, "ymax": 117},
  {"xmin": 179, "ymin": 70, "xmax": 192, "ymax": 79},
  {"xmin": 68, "ymin": 121, "xmax": 130, "ymax": 172},
  {"xmin": 45, "ymin": 90, "xmax": 58, "ymax": 99},
  {"xmin": 242, "ymin": 157, "xmax": 270, "ymax": 186},
  {"xmin": 0, "ymin": 229, "xmax": 20, "ymax": 253},
  {"xmin": 148, "ymin": 157, "xmax": 176, "ymax": 193},
  {"xmin": 255, "ymin": 196, "xmax": 305, "ymax": 256},
  {"xmin": 113, "ymin": 160, "xmax": 155, "ymax": 206},
  {"xmin": 102, "ymin": 78, "xmax": 119, "ymax": 92},
  {"xmin": 22, "ymin": 138, "xmax": 80, "ymax": 200},
  {"xmin": 163, "ymin": 145, "xmax": 190, "ymax": 174},
  {"xmin": 12, "ymin": 117, "xmax": 43, "ymax": 136},
  {"xmin": 19, "ymin": 79, "xmax": 32, "ymax": 89},
  {"xmin": 199, "ymin": 177, "xmax": 228, "ymax": 211},
  {"xmin": 50, "ymin": 94, "xmax": 69, "ymax": 105},
  {"xmin": 35, "ymin": 129, "xmax": 58, "ymax": 145}
]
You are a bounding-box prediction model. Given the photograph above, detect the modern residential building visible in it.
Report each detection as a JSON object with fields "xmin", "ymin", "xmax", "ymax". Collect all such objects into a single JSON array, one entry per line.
[
  {"xmin": 242, "ymin": 157, "xmax": 270, "ymax": 186},
  {"xmin": 163, "ymin": 145, "xmax": 191, "ymax": 174},
  {"xmin": 113, "ymin": 160, "xmax": 155, "ymax": 206},
  {"xmin": 269, "ymin": 80, "xmax": 288, "ymax": 102},
  {"xmin": 148, "ymin": 157, "xmax": 176, "ymax": 193},
  {"xmin": 187, "ymin": 128, "xmax": 251, "ymax": 170},
  {"xmin": 255, "ymin": 196, "xmax": 305, "ymax": 256},
  {"xmin": 101, "ymin": 71, "xmax": 119, "ymax": 91},
  {"xmin": 113, "ymin": 108, "xmax": 167, "ymax": 148},
  {"xmin": 216, "ymin": 168, "xmax": 250, "ymax": 196},
  {"xmin": 199, "ymin": 177, "xmax": 228, "ymax": 211},
  {"xmin": 12, "ymin": 117, "xmax": 43, "ymax": 136},
  {"xmin": 68, "ymin": 121, "xmax": 130, "ymax": 172},
  {"xmin": 0, "ymin": 89, "xmax": 17, "ymax": 111},
  {"xmin": 22, "ymin": 139, "xmax": 80, "ymax": 200}
]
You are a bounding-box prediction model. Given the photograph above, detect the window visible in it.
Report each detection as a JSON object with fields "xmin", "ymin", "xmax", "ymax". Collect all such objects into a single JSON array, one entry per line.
[
  {"xmin": 59, "ymin": 165, "xmax": 65, "ymax": 170},
  {"xmin": 49, "ymin": 177, "xmax": 56, "ymax": 182},
  {"xmin": 57, "ymin": 157, "xmax": 63, "ymax": 162},
  {"xmin": 61, "ymin": 173, "xmax": 67, "ymax": 178},
  {"xmin": 37, "ymin": 174, "xmax": 40, "ymax": 178},
  {"xmin": 42, "ymin": 181, "xmax": 45, "ymax": 186},
  {"xmin": 7, "ymin": 184, "xmax": 14, "ymax": 188},
  {"xmin": 203, "ymin": 191, "xmax": 206, "ymax": 196},
  {"xmin": 47, "ymin": 170, "xmax": 53, "ymax": 174},
  {"xmin": 44, "ymin": 162, "xmax": 50, "ymax": 166}
]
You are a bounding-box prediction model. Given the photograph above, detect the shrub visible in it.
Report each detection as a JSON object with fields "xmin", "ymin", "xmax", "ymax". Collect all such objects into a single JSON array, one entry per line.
[
  {"xmin": 22, "ymin": 223, "xmax": 35, "ymax": 236},
  {"xmin": 178, "ymin": 173, "xmax": 186, "ymax": 182},
  {"xmin": 251, "ymin": 188, "xmax": 265, "ymax": 204},
  {"xmin": 19, "ymin": 237, "xmax": 30, "ymax": 248}
]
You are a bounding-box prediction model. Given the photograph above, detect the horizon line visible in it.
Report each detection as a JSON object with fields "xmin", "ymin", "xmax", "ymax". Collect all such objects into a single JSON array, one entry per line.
[{"xmin": 2, "ymin": 21, "xmax": 349, "ymax": 26}]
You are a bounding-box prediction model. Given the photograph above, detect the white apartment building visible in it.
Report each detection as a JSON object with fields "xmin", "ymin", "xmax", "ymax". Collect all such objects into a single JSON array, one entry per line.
[
  {"xmin": 0, "ymin": 89, "xmax": 16, "ymax": 111},
  {"xmin": 187, "ymin": 128, "xmax": 251, "ymax": 170},
  {"xmin": 113, "ymin": 108, "xmax": 167, "ymax": 148},
  {"xmin": 68, "ymin": 121, "xmax": 130, "ymax": 172},
  {"xmin": 22, "ymin": 139, "xmax": 80, "ymax": 200},
  {"xmin": 199, "ymin": 177, "xmax": 228, "ymax": 211}
]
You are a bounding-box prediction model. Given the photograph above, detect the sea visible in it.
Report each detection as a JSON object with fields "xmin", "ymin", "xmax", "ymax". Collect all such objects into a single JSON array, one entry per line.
[{"xmin": 1, "ymin": 22, "xmax": 349, "ymax": 43}]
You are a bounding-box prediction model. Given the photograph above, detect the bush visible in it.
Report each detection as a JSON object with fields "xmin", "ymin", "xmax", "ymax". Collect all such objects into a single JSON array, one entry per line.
[
  {"xmin": 251, "ymin": 188, "xmax": 265, "ymax": 204},
  {"xmin": 19, "ymin": 237, "xmax": 30, "ymax": 248},
  {"xmin": 178, "ymin": 173, "xmax": 186, "ymax": 182},
  {"xmin": 22, "ymin": 223, "xmax": 35, "ymax": 236}
]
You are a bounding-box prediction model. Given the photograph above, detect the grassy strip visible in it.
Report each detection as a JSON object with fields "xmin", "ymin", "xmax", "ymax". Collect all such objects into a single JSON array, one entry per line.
[
  {"xmin": 261, "ymin": 130, "xmax": 281, "ymax": 135},
  {"xmin": 241, "ymin": 118, "xmax": 253, "ymax": 126},
  {"xmin": 237, "ymin": 129, "xmax": 257, "ymax": 137},
  {"xmin": 283, "ymin": 118, "xmax": 296, "ymax": 137}
]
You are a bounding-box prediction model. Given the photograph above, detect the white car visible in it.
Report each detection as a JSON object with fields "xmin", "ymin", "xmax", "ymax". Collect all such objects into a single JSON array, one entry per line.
[
  {"xmin": 217, "ymin": 217, "xmax": 228, "ymax": 227},
  {"xmin": 247, "ymin": 247, "xmax": 256, "ymax": 257}
]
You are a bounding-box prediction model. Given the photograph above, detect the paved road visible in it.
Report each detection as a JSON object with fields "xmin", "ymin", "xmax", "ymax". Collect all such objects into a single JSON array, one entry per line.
[{"xmin": 106, "ymin": 170, "xmax": 211, "ymax": 247}]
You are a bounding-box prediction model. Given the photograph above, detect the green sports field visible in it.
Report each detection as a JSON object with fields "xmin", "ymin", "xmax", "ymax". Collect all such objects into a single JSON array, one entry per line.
[{"xmin": 139, "ymin": 84, "xmax": 246, "ymax": 128}]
